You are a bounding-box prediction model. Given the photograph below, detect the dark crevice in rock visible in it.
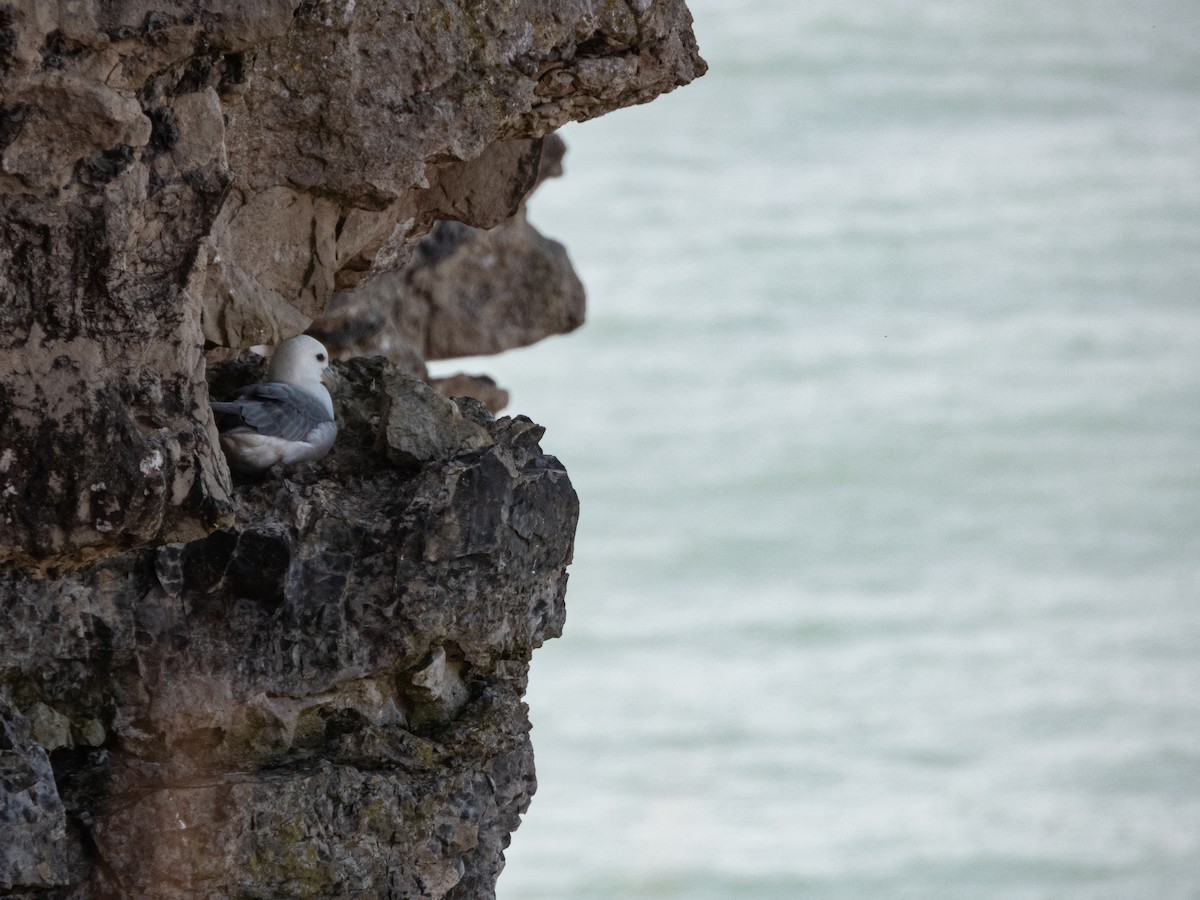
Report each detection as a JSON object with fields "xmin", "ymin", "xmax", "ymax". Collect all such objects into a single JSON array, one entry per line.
[
  {"xmin": 146, "ymin": 107, "xmax": 179, "ymax": 155},
  {"xmin": 293, "ymin": 0, "xmax": 320, "ymax": 20},
  {"xmin": 0, "ymin": 6, "xmax": 15, "ymax": 74},
  {"xmin": 219, "ymin": 51, "xmax": 246, "ymax": 92},
  {"xmin": 171, "ymin": 54, "xmax": 214, "ymax": 96},
  {"xmin": 40, "ymin": 30, "xmax": 86, "ymax": 71},
  {"xmin": 0, "ymin": 101, "xmax": 26, "ymax": 149},
  {"xmin": 76, "ymin": 145, "xmax": 136, "ymax": 187}
]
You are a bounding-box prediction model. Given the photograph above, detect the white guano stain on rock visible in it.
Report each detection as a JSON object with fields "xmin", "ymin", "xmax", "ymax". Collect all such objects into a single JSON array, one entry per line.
[{"xmin": 139, "ymin": 451, "xmax": 164, "ymax": 476}]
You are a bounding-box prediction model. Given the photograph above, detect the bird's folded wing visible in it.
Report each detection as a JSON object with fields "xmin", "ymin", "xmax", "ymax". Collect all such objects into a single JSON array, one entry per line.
[{"xmin": 211, "ymin": 382, "xmax": 332, "ymax": 441}]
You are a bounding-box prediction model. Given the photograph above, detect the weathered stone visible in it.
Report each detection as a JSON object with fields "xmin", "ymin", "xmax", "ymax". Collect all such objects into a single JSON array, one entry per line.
[
  {"xmin": 408, "ymin": 646, "xmax": 473, "ymax": 730},
  {"xmin": 379, "ymin": 368, "xmax": 494, "ymax": 467},
  {"xmin": 0, "ymin": 73, "xmax": 151, "ymax": 190},
  {"xmin": 431, "ymin": 373, "xmax": 511, "ymax": 415},
  {"xmin": 0, "ymin": 1, "xmax": 702, "ymax": 895},
  {"xmin": 24, "ymin": 703, "xmax": 72, "ymax": 754},
  {"xmin": 209, "ymin": 0, "xmax": 705, "ymax": 335},
  {"xmin": 336, "ymin": 210, "xmax": 587, "ymax": 365},
  {"xmin": 0, "ymin": 360, "xmax": 579, "ymax": 897},
  {"xmin": 422, "ymin": 215, "xmax": 586, "ymax": 360},
  {"xmin": 0, "ymin": 0, "xmax": 703, "ymax": 569},
  {"xmin": 311, "ymin": 133, "xmax": 586, "ymax": 405},
  {"xmin": 0, "ymin": 703, "xmax": 73, "ymax": 892}
]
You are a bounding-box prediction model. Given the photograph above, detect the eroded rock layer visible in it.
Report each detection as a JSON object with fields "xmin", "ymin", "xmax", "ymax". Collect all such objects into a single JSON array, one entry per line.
[
  {"xmin": 0, "ymin": 1, "xmax": 703, "ymax": 895},
  {"xmin": 0, "ymin": 0, "xmax": 704, "ymax": 570},
  {"xmin": 1, "ymin": 358, "xmax": 578, "ymax": 898}
]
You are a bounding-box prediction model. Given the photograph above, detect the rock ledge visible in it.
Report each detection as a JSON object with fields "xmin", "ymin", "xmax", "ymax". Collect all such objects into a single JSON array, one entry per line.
[{"xmin": 1, "ymin": 358, "xmax": 578, "ymax": 898}]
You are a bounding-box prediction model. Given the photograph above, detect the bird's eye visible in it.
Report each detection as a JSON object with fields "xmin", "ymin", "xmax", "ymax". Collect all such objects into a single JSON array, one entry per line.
[{"xmin": 317, "ymin": 353, "xmax": 326, "ymax": 363}]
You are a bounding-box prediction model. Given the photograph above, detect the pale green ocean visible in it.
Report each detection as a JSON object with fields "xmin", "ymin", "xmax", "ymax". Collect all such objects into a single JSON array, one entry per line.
[{"xmin": 440, "ymin": 0, "xmax": 1200, "ymax": 896}]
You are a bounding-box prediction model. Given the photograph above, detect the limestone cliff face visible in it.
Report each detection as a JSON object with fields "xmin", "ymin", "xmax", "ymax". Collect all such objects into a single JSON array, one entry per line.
[
  {"xmin": 0, "ymin": 0, "xmax": 703, "ymax": 896},
  {"xmin": 0, "ymin": 0, "xmax": 703, "ymax": 571},
  {"xmin": 2, "ymin": 358, "xmax": 578, "ymax": 898}
]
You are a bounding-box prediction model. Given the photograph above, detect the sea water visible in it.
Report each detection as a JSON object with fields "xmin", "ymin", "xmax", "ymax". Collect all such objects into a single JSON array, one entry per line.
[{"xmin": 440, "ymin": 0, "xmax": 1200, "ymax": 896}]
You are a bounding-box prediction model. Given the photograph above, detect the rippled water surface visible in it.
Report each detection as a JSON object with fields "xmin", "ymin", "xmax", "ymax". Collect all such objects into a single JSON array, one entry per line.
[{"xmin": 449, "ymin": 1, "xmax": 1200, "ymax": 896}]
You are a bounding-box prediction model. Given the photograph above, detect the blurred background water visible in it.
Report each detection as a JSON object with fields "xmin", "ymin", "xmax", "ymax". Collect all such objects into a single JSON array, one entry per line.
[{"xmin": 439, "ymin": 0, "xmax": 1200, "ymax": 896}]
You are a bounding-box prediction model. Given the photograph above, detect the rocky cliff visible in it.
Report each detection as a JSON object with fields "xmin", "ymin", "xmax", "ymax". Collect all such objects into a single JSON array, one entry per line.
[{"xmin": 0, "ymin": 1, "xmax": 703, "ymax": 896}]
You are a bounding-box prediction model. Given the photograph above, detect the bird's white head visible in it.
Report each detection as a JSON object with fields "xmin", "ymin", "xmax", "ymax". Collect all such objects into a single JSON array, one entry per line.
[
  {"xmin": 268, "ymin": 335, "xmax": 330, "ymax": 385},
  {"xmin": 267, "ymin": 335, "xmax": 334, "ymax": 415}
]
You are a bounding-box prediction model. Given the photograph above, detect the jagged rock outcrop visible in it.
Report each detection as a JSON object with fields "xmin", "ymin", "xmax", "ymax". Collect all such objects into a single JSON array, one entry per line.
[
  {"xmin": 311, "ymin": 133, "xmax": 586, "ymax": 411},
  {"xmin": 0, "ymin": 0, "xmax": 704, "ymax": 896},
  {"xmin": 0, "ymin": 0, "xmax": 704, "ymax": 571},
  {"xmin": 1, "ymin": 358, "xmax": 578, "ymax": 898}
]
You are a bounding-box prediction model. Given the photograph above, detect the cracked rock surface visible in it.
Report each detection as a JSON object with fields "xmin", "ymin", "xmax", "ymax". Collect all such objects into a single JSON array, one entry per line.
[
  {"xmin": 0, "ymin": 0, "xmax": 703, "ymax": 895},
  {"xmin": 1, "ymin": 359, "xmax": 578, "ymax": 898},
  {"xmin": 0, "ymin": 0, "xmax": 703, "ymax": 570}
]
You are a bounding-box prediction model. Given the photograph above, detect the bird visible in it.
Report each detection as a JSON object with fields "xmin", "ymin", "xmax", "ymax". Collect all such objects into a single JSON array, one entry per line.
[{"xmin": 210, "ymin": 335, "xmax": 338, "ymax": 475}]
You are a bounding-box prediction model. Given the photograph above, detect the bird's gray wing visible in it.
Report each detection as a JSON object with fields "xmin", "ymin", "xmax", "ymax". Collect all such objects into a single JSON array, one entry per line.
[{"xmin": 211, "ymin": 382, "xmax": 331, "ymax": 441}]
